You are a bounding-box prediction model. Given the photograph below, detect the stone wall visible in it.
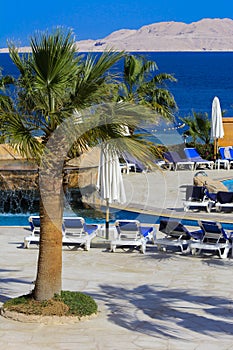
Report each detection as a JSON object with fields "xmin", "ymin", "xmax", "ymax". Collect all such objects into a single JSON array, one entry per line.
[
  {"xmin": 0, "ymin": 171, "xmax": 38, "ymax": 190},
  {"xmin": 0, "ymin": 168, "xmax": 98, "ymax": 191},
  {"xmin": 0, "ymin": 167, "xmax": 99, "ymax": 213}
]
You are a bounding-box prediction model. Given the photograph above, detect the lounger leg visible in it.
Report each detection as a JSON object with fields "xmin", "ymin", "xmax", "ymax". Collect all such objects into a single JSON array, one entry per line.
[
  {"xmin": 191, "ymin": 248, "xmax": 200, "ymax": 256},
  {"xmin": 219, "ymin": 247, "xmax": 230, "ymax": 259},
  {"xmin": 140, "ymin": 243, "xmax": 146, "ymax": 254},
  {"xmin": 84, "ymin": 240, "xmax": 91, "ymax": 251},
  {"xmin": 151, "ymin": 232, "xmax": 156, "ymax": 245},
  {"xmin": 182, "ymin": 244, "xmax": 190, "ymax": 254},
  {"xmin": 206, "ymin": 202, "xmax": 213, "ymax": 213},
  {"xmin": 24, "ymin": 239, "xmax": 30, "ymax": 249},
  {"xmin": 110, "ymin": 244, "xmax": 116, "ymax": 252},
  {"xmin": 179, "ymin": 244, "xmax": 184, "ymax": 253}
]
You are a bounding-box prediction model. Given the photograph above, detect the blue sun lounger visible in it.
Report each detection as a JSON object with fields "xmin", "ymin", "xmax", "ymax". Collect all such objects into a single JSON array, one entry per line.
[
  {"xmin": 183, "ymin": 185, "xmax": 216, "ymax": 213},
  {"xmin": 25, "ymin": 216, "xmax": 65, "ymax": 248},
  {"xmin": 189, "ymin": 220, "xmax": 232, "ymax": 259},
  {"xmin": 24, "ymin": 216, "xmax": 41, "ymax": 247},
  {"xmin": 24, "ymin": 216, "xmax": 99, "ymax": 250},
  {"xmin": 62, "ymin": 217, "xmax": 99, "ymax": 250},
  {"xmin": 215, "ymin": 191, "xmax": 233, "ymax": 212},
  {"xmin": 163, "ymin": 151, "xmax": 195, "ymax": 171},
  {"xmin": 184, "ymin": 148, "xmax": 214, "ymax": 170},
  {"xmin": 28, "ymin": 216, "xmax": 41, "ymax": 234},
  {"xmin": 154, "ymin": 218, "xmax": 203, "ymax": 253},
  {"xmin": 110, "ymin": 220, "xmax": 156, "ymax": 254},
  {"xmin": 122, "ymin": 152, "xmax": 148, "ymax": 173},
  {"xmin": 217, "ymin": 147, "xmax": 233, "ymax": 170}
]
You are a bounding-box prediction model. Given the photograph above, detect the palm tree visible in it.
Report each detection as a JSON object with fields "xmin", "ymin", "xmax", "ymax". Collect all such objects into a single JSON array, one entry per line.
[
  {"xmin": 181, "ymin": 111, "xmax": 211, "ymax": 145},
  {"xmin": 118, "ymin": 54, "xmax": 177, "ymax": 119},
  {"xmin": 2, "ymin": 29, "xmax": 156, "ymax": 301},
  {"xmin": 0, "ymin": 68, "xmax": 14, "ymax": 141}
]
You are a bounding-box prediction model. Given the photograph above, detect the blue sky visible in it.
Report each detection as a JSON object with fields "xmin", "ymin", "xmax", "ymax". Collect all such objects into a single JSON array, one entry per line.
[{"xmin": 1, "ymin": 0, "xmax": 233, "ymax": 48}]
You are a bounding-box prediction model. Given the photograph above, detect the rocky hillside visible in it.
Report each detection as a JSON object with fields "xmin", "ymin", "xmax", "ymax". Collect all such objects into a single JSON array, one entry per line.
[
  {"xmin": 75, "ymin": 18, "xmax": 233, "ymax": 52},
  {"xmin": 1, "ymin": 18, "xmax": 233, "ymax": 53}
]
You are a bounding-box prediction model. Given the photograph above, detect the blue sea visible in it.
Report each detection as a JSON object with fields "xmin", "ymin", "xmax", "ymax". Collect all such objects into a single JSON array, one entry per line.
[{"xmin": 1, "ymin": 51, "xmax": 233, "ymax": 118}]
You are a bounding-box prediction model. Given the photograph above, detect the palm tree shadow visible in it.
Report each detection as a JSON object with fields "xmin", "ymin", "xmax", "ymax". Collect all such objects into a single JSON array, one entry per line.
[
  {"xmin": 0, "ymin": 270, "xmax": 33, "ymax": 303},
  {"xmin": 91, "ymin": 284, "xmax": 233, "ymax": 340},
  {"xmin": 146, "ymin": 245, "xmax": 189, "ymax": 260},
  {"xmin": 202, "ymin": 258, "xmax": 233, "ymax": 267}
]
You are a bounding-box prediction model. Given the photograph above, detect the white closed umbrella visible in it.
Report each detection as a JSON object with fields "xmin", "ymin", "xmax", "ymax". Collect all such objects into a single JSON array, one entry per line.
[
  {"xmin": 97, "ymin": 144, "xmax": 126, "ymax": 239},
  {"xmin": 211, "ymin": 96, "xmax": 224, "ymax": 159}
]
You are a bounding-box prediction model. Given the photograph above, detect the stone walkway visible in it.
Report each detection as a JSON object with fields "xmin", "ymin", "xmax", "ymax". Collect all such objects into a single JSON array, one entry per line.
[
  {"xmin": 120, "ymin": 168, "xmax": 233, "ymax": 224},
  {"xmin": 1, "ymin": 228, "xmax": 233, "ymax": 349},
  {"xmin": 1, "ymin": 168, "xmax": 233, "ymax": 349}
]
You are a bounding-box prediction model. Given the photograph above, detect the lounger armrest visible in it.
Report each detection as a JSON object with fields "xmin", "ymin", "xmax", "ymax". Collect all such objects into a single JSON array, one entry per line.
[
  {"xmin": 85, "ymin": 224, "xmax": 99, "ymax": 235},
  {"xmin": 189, "ymin": 229, "xmax": 204, "ymax": 240},
  {"xmin": 140, "ymin": 226, "xmax": 154, "ymax": 237},
  {"xmin": 228, "ymin": 232, "xmax": 233, "ymax": 243}
]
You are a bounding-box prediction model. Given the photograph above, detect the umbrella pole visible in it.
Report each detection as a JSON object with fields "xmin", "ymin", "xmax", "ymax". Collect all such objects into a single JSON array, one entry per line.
[
  {"xmin": 214, "ymin": 138, "xmax": 218, "ymax": 161},
  {"xmin": 106, "ymin": 199, "xmax": 109, "ymax": 240}
]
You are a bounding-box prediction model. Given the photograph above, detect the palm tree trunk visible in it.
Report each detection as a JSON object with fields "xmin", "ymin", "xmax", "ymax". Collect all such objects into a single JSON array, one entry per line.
[
  {"xmin": 33, "ymin": 171, "xmax": 64, "ymax": 301},
  {"xmin": 33, "ymin": 192, "xmax": 63, "ymax": 301}
]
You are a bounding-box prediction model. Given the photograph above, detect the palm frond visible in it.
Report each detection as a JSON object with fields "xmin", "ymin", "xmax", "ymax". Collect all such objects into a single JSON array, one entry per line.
[
  {"xmin": 4, "ymin": 112, "xmax": 44, "ymax": 160},
  {"xmin": 29, "ymin": 29, "xmax": 80, "ymax": 112},
  {"xmin": 71, "ymin": 50, "xmax": 124, "ymax": 108}
]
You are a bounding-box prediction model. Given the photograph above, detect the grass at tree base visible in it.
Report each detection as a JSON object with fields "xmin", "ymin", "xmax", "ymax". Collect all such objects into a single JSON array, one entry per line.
[{"xmin": 3, "ymin": 290, "xmax": 98, "ymax": 317}]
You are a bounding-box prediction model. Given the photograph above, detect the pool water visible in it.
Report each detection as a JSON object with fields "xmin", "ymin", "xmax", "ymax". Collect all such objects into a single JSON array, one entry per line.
[
  {"xmin": 222, "ymin": 179, "xmax": 233, "ymax": 191},
  {"xmin": 1, "ymin": 207, "xmax": 233, "ymax": 231},
  {"xmin": 0, "ymin": 214, "xmax": 31, "ymax": 226},
  {"xmin": 0, "ymin": 208, "xmax": 160, "ymax": 227}
]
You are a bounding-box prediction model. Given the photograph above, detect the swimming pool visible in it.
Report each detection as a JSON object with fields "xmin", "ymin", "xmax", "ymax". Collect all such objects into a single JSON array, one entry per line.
[
  {"xmin": 1, "ymin": 207, "xmax": 233, "ymax": 231},
  {"xmin": 222, "ymin": 178, "xmax": 233, "ymax": 191},
  {"xmin": 0, "ymin": 208, "xmax": 159, "ymax": 227}
]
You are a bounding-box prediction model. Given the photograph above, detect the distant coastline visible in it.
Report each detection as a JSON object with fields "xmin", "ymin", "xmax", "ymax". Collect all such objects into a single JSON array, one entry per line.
[
  {"xmin": 1, "ymin": 18, "xmax": 233, "ymax": 53},
  {"xmin": 1, "ymin": 49, "xmax": 233, "ymax": 54}
]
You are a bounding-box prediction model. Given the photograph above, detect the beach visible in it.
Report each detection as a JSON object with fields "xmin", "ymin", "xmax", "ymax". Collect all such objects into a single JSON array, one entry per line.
[{"xmin": 1, "ymin": 168, "xmax": 233, "ymax": 349}]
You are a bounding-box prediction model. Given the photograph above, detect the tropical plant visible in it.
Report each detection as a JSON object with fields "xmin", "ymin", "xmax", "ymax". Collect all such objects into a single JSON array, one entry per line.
[
  {"xmin": 0, "ymin": 68, "xmax": 14, "ymax": 141},
  {"xmin": 118, "ymin": 54, "xmax": 177, "ymax": 119},
  {"xmin": 181, "ymin": 111, "xmax": 211, "ymax": 145},
  {"xmin": 1, "ymin": 29, "xmax": 156, "ymax": 302}
]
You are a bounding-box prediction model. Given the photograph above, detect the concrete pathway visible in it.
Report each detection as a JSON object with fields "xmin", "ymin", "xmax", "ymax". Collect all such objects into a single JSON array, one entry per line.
[
  {"xmin": 120, "ymin": 168, "xmax": 233, "ymax": 224},
  {"xmin": 1, "ymin": 225, "xmax": 233, "ymax": 349}
]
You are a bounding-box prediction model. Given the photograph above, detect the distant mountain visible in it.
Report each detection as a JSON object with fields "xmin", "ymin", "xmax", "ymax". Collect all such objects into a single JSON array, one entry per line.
[
  {"xmin": 75, "ymin": 18, "xmax": 233, "ymax": 52},
  {"xmin": 1, "ymin": 18, "xmax": 233, "ymax": 53}
]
